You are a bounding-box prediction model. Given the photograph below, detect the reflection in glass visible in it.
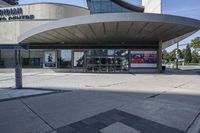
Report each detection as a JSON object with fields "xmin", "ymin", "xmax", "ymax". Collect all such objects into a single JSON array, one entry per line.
[
  {"xmin": 60, "ymin": 50, "xmax": 72, "ymax": 68},
  {"xmin": 115, "ymin": 49, "xmax": 128, "ymax": 57},
  {"xmin": 23, "ymin": 58, "xmax": 41, "ymax": 68},
  {"xmin": 112, "ymin": 2, "xmax": 122, "ymax": 12},
  {"xmin": 93, "ymin": 1, "xmax": 101, "ymax": 13},
  {"xmin": 74, "ymin": 51, "xmax": 84, "ymax": 67},
  {"xmin": 86, "ymin": 49, "xmax": 128, "ymax": 72},
  {"xmin": 88, "ymin": 0, "xmax": 133, "ymax": 14},
  {"xmin": 101, "ymin": 49, "xmax": 108, "ymax": 57},
  {"xmin": 87, "ymin": 49, "xmax": 101, "ymax": 56},
  {"xmin": 108, "ymin": 50, "xmax": 114, "ymax": 56},
  {"xmin": 101, "ymin": 1, "xmax": 111, "ymax": 12},
  {"xmin": 22, "ymin": 50, "xmax": 43, "ymax": 68}
]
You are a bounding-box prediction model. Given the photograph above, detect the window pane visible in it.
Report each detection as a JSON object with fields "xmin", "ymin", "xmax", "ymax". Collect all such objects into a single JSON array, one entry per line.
[
  {"xmin": 101, "ymin": 1, "xmax": 111, "ymax": 13},
  {"xmin": 74, "ymin": 51, "xmax": 84, "ymax": 67},
  {"xmin": 115, "ymin": 49, "xmax": 128, "ymax": 57},
  {"xmin": 88, "ymin": 0, "xmax": 133, "ymax": 14},
  {"xmin": 93, "ymin": 1, "xmax": 101, "ymax": 13},
  {"xmin": 60, "ymin": 50, "xmax": 72, "ymax": 68},
  {"xmin": 61, "ymin": 50, "xmax": 71, "ymax": 61},
  {"xmin": 111, "ymin": 2, "xmax": 122, "ymax": 12},
  {"xmin": 108, "ymin": 49, "xmax": 114, "ymax": 56}
]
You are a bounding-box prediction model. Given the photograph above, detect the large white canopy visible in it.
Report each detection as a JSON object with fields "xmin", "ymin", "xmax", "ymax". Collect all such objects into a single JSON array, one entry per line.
[{"xmin": 18, "ymin": 13, "xmax": 200, "ymax": 48}]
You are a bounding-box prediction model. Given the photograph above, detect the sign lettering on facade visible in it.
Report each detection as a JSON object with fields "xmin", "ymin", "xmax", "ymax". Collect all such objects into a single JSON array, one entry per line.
[{"xmin": 0, "ymin": 7, "xmax": 35, "ymax": 21}]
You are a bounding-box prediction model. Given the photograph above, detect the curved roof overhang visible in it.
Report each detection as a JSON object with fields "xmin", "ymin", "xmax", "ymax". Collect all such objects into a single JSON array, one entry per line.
[
  {"xmin": 18, "ymin": 13, "xmax": 200, "ymax": 49},
  {"xmin": 112, "ymin": 0, "xmax": 144, "ymax": 12}
]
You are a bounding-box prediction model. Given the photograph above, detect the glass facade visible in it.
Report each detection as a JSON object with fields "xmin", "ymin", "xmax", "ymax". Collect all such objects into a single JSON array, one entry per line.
[
  {"xmin": 60, "ymin": 50, "xmax": 72, "ymax": 68},
  {"xmin": 0, "ymin": 49, "xmax": 15, "ymax": 68},
  {"xmin": 87, "ymin": 0, "xmax": 133, "ymax": 14},
  {"xmin": 21, "ymin": 49, "xmax": 43, "ymax": 68},
  {"xmin": 86, "ymin": 49, "xmax": 129, "ymax": 72},
  {"xmin": 0, "ymin": 49, "xmax": 158, "ymax": 72},
  {"xmin": 44, "ymin": 51, "xmax": 57, "ymax": 68},
  {"xmin": 73, "ymin": 51, "xmax": 84, "ymax": 67}
]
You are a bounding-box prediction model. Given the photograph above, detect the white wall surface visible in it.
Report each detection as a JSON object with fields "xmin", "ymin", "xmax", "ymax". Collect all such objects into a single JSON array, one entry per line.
[
  {"xmin": 0, "ymin": 3, "xmax": 89, "ymax": 20},
  {"xmin": 0, "ymin": 3, "xmax": 89, "ymax": 44},
  {"xmin": 142, "ymin": 0, "xmax": 162, "ymax": 14},
  {"xmin": 0, "ymin": 21, "xmax": 51, "ymax": 44}
]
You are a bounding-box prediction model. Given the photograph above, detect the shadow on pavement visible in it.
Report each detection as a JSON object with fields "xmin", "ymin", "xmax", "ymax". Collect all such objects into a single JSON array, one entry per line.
[{"xmin": 0, "ymin": 86, "xmax": 200, "ymax": 133}]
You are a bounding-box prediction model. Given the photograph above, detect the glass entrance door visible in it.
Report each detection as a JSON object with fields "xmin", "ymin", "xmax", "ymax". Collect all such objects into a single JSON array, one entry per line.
[
  {"xmin": 86, "ymin": 49, "xmax": 129, "ymax": 73},
  {"xmin": 100, "ymin": 49, "xmax": 115, "ymax": 72}
]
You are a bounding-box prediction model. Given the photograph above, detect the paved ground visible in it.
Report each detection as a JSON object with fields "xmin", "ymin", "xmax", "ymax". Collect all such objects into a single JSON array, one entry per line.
[
  {"xmin": 0, "ymin": 67, "xmax": 200, "ymax": 133},
  {"xmin": 0, "ymin": 88, "xmax": 54, "ymax": 101}
]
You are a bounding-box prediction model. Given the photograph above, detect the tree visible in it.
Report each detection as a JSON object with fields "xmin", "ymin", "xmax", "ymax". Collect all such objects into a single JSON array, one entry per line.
[
  {"xmin": 192, "ymin": 37, "xmax": 200, "ymax": 44},
  {"xmin": 169, "ymin": 49, "xmax": 176, "ymax": 62},
  {"xmin": 191, "ymin": 51, "xmax": 199, "ymax": 63},
  {"xmin": 2, "ymin": 0, "xmax": 18, "ymax": 5},
  {"xmin": 184, "ymin": 45, "xmax": 192, "ymax": 63},
  {"xmin": 182, "ymin": 49, "xmax": 186, "ymax": 59},
  {"xmin": 177, "ymin": 49, "xmax": 184, "ymax": 59},
  {"xmin": 162, "ymin": 50, "xmax": 170, "ymax": 63},
  {"xmin": 191, "ymin": 37, "xmax": 200, "ymax": 52},
  {"xmin": 168, "ymin": 48, "xmax": 183, "ymax": 62}
]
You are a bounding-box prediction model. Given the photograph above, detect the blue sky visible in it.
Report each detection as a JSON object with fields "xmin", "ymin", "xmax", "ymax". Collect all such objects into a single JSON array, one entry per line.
[{"xmin": 19, "ymin": 0, "xmax": 200, "ymax": 51}]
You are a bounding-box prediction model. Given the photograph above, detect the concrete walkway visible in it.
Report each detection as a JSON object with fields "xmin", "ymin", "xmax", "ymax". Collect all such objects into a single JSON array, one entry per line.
[
  {"xmin": 0, "ymin": 89, "xmax": 199, "ymax": 133},
  {"xmin": 0, "ymin": 88, "xmax": 54, "ymax": 101},
  {"xmin": 0, "ymin": 68, "xmax": 200, "ymax": 133}
]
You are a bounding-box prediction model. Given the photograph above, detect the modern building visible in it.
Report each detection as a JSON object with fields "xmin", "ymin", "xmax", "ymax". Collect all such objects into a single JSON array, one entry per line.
[{"xmin": 0, "ymin": 0, "xmax": 200, "ymax": 73}]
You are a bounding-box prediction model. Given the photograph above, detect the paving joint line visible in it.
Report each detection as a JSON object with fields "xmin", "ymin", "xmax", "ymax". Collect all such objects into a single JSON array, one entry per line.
[
  {"xmin": 0, "ymin": 91, "xmax": 63, "ymax": 103},
  {"xmin": 185, "ymin": 108, "xmax": 200, "ymax": 133},
  {"xmin": 24, "ymin": 74, "xmax": 70, "ymax": 84},
  {"xmin": 174, "ymin": 80, "xmax": 194, "ymax": 88},
  {"xmin": 98, "ymin": 82, "xmax": 127, "ymax": 87},
  {"xmin": 146, "ymin": 93, "xmax": 161, "ymax": 99},
  {"xmin": 20, "ymin": 99, "xmax": 56, "ymax": 131},
  {"xmin": 145, "ymin": 85, "xmax": 190, "ymax": 100}
]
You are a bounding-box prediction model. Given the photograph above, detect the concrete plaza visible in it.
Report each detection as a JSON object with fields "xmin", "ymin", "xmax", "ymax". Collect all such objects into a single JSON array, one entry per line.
[{"xmin": 0, "ymin": 67, "xmax": 200, "ymax": 133}]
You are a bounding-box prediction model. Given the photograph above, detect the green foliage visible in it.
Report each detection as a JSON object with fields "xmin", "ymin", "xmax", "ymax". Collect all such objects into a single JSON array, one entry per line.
[
  {"xmin": 182, "ymin": 49, "xmax": 186, "ymax": 59},
  {"xmin": 162, "ymin": 50, "xmax": 170, "ymax": 64},
  {"xmin": 184, "ymin": 45, "xmax": 192, "ymax": 63},
  {"xmin": 191, "ymin": 51, "xmax": 199, "ymax": 63},
  {"xmin": 162, "ymin": 50, "xmax": 170, "ymax": 63},
  {"xmin": 168, "ymin": 48, "xmax": 183, "ymax": 62},
  {"xmin": 2, "ymin": 0, "xmax": 18, "ymax": 5},
  {"xmin": 163, "ymin": 37, "xmax": 200, "ymax": 65},
  {"xmin": 169, "ymin": 49, "xmax": 176, "ymax": 62},
  {"xmin": 191, "ymin": 37, "xmax": 200, "ymax": 51},
  {"xmin": 177, "ymin": 49, "xmax": 184, "ymax": 59},
  {"xmin": 192, "ymin": 37, "xmax": 200, "ymax": 44}
]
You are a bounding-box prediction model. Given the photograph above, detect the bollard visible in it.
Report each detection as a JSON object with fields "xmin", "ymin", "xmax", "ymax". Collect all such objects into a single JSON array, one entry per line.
[{"xmin": 15, "ymin": 64, "xmax": 22, "ymax": 89}]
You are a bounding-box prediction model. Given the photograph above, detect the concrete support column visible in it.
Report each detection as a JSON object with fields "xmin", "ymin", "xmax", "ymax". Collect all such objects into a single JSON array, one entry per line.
[
  {"xmin": 158, "ymin": 41, "xmax": 162, "ymax": 73},
  {"xmin": 0, "ymin": 49, "xmax": 1, "ymax": 60},
  {"xmin": 15, "ymin": 49, "xmax": 22, "ymax": 89}
]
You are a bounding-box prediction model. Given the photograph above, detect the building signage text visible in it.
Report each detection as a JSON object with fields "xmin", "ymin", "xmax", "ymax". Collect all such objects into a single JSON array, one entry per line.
[{"xmin": 0, "ymin": 8, "xmax": 35, "ymax": 21}]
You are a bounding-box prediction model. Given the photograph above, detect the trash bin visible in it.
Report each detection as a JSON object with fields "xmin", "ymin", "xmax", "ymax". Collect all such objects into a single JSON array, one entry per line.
[{"xmin": 162, "ymin": 66, "xmax": 166, "ymax": 71}]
